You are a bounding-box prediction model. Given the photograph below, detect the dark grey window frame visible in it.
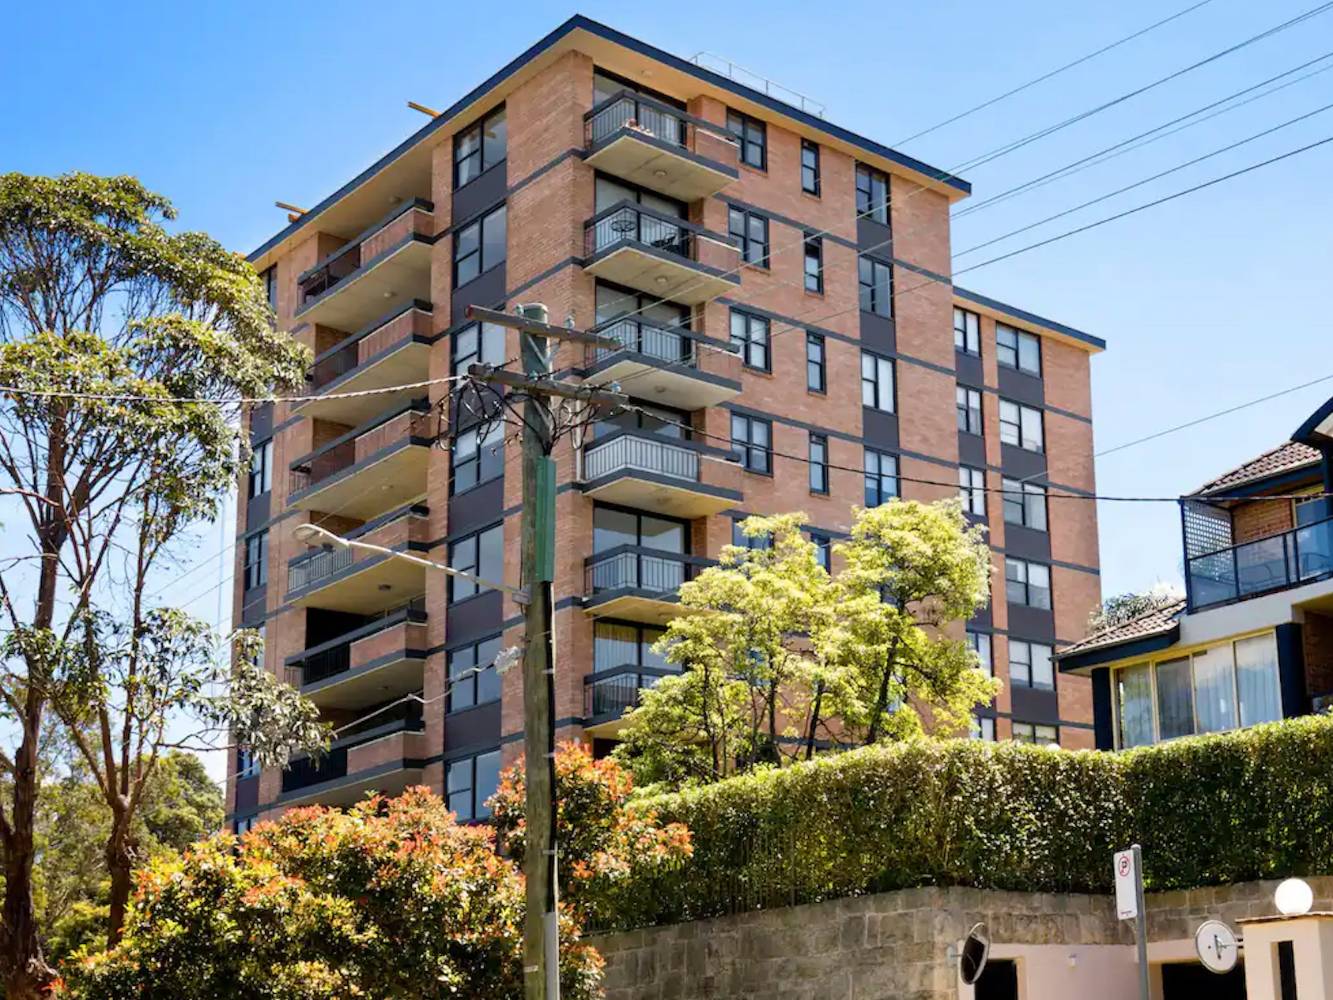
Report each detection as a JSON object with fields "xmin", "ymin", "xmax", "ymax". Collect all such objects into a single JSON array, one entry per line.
[
  {"xmin": 453, "ymin": 105, "xmax": 508, "ymax": 188},
  {"xmin": 448, "ymin": 522, "xmax": 504, "ymax": 604},
  {"xmin": 731, "ymin": 413, "xmax": 772, "ymax": 475},
  {"xmin": 809, "ymin": 432, "xmax": 829, "ymax": 494},
  {"xmin": 728, "ymin": 206, "xmax": 770, "ymax": 268},
  {"xmin": 801, "ymin": 139, "xmax": 821, "ymax": 195},
  {"xmin": 804, "ymin": 233, "xmax": 823, "ymax": 293},
  {"xmin": 1002, "ymin": 477, "xmax": 1048, "ymax": 531},
  {"xmin": 855, "ymin": 163, "xmax": 890, "ymax": 224},
  {"xmin": 997, "ymin": 322, "xmax": 1042, "ymax": 376},
  {"xmin": 956, "ymin": 386, "xmax": 983, "ymax": 436},
  {"xmin": 243, "ymin": 530, "xmax": 268, "ymax": 590},
  {"xmin": 858, "ymin": 255, "xmax": 893, "ymax": 317},
  {"xmin": 864, "ymin": 449, "xmax": 899, "ymax": 507},
  {"xmin": 452, "ymin": 203, "xmax": 507, "ymax": 288},
  {"xmin": 446, "ymin": 748, "xmax": 502, "ymax": 821},
  {"xmin": 730, "ymin": 309, "xmax": 771, "ymax": 372},
  {"xmin": 727, "ymin": 109, "xmax": 767, "ymax": 169},
  {"xmin": 954, "ymin": 307, "xmax": 980, "ymax": 356},
  {"xmin": 447, "ymin": 634, "xmax": 503, "ymax": 713},
  {"xmin": 806, "ymin": 332, "xmax": 826, "ymax": 393}
]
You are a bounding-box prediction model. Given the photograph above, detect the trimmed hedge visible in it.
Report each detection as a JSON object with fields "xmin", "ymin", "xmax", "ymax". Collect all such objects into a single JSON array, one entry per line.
[{"xmin": 602, "ymin": 716, "xmax": 1333, "ymax": 929}]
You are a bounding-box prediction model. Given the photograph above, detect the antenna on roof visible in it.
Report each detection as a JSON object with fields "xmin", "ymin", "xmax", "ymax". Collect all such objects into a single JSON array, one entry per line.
[{"xmin": 407, "ymin": 101, "xmax": 441, "ymax": 118}]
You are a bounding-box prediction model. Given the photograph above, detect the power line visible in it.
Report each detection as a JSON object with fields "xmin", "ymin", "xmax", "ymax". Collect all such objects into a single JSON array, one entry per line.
[
  {"xmin": 0, "ymin": 373, "xmax": 468, "ymax": 406},
  {"xmin": 890, "ymin": 0, "xmax": 1220, "ymax": 147}
]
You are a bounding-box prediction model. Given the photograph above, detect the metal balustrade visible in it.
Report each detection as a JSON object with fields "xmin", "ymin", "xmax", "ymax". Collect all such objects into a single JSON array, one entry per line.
[
  {"xmin": 585, "ymin": 202, "xmax": 691, "ymax": 259},
  {"xmin": 287, "ymin": 544, "xmax": 354, "ymax": 592},
  {"xmin": 281, "ymin": 701, "xmax": 424, "ymax": 794},
  {"xmin": 1187, "ymin": 515, "xmax": 1333, "ymax": 610},
  {"xmin": 583, "ymin": 433, "xmax": 699, "ymax": 484},
  {"xmin": 292, "ymin": 602, "xmax": 427, "ymax": 686},
  {"xmin": 584, "ymin": 666, "xmax": 677, "ymax": 721},
  {"xmin": 587, "ymin": 317, "xmax": 695, "ymax": 367}
]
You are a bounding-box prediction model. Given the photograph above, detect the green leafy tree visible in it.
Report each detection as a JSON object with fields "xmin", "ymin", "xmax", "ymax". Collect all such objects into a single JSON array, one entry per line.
[
  {"xmin": 1087, "ymin": 584, "xmax": 1183, "ymax": 633},
  {"xmin": 614, "ymin": 502, "xmax": 998, "ymax": 787},
  {"xmin": 0, "ymin": 171, "xmax": 315, "ymax": 996},
  {"xmin": 57, "ymin": 788, "xmax": 605, "ymax": 1000}
]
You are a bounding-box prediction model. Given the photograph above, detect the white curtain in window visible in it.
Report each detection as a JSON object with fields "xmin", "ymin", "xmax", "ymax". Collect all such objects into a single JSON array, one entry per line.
[
  {"xmin": 1117, "ymin": 664, "xmax": 1153, "ymax": 748},
  {"xmin": 1155, "ymin": 657, "xmax": 1195, "ymax": 740},
  {"xmin": 1235, "ymin": 633, "xmax": 1282, "ymax": 726},
  {"xmin": 1193, "ymin": 645, "xmax": 1237, "ymax": 733}
]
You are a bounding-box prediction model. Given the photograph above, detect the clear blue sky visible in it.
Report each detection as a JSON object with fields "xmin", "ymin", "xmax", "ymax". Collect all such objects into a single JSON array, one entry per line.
[{"xmin": 4, "ymin": 0, "xmax": 1330, "ymax": 615}]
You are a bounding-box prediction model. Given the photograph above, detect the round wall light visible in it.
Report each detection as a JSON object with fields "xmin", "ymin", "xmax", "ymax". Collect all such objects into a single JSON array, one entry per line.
[{"xmin": 1275, "ymin": 878, "xmax": 1315, "ymax": 916}]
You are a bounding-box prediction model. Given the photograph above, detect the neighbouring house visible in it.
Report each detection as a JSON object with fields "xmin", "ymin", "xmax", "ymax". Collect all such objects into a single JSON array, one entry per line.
[{"xmin": 1057, "ymin": 397, "xmax": 1333, "ymax": 749}]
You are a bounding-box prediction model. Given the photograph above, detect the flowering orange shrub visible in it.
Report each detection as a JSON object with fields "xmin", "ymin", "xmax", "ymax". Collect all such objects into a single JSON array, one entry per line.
[
  {"xmin": 490, "ymin": 741, "xmax": 692, "ymax": 924},
  {"xmin": 58, "ymin": 787, "xmax": 603, "ymax": 1000}
]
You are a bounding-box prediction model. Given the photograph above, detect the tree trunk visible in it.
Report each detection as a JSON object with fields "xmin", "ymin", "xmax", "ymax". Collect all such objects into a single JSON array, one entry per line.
[
  {"xmin": 105, "ymin": 811, "xmax": 136, "ymax": 946},
  {"xmin": 1, "ymin": 733, "xmax": 54, "ymax": 1000},
  {"xmin": 805, "ymin": 681, "xmax": 825, "ymax": 761},
  {"xmin": 866, "ymin": 655, "xmax": 895, "ymax": 745}
]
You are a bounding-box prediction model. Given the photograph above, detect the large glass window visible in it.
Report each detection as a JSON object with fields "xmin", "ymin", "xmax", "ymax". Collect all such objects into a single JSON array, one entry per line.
[
  {"xmin": 858, "ymin": 256, "xmax": 892, "ymax": 317},
  {"xmin": 1009, "ymin": 639, "xmax": 1054, "ymax": 689},
  {"xmin": 451, "ymin": 321, "xmax": 507, "ymax": 375},
  {"xmin": 959, "ymin": 466, "xmax": 986, "ymax": 516},
  {"xmin": 954, "ymin": 307, "xmax": 980, "ymax": 355},
  {"xmin": 453, "ymin": 204, "xmax": 507, "ymax": 287},
  {"xmin": 248, "ymin": 440, "xmax": 273, "ymax": 499},
  {"xmin": 1012, "ymin": 722, "xmax": 1057, "ymax": 745},
  {"xmin": 855, "ymin": 164, "xmax": 889, "ymax": 224},
  {"xmin": 727, "ymin": 109, "xmax": 767, "ymax": 169},
  {"xmin": 593, "ymin": 400, "xmax": 688, "ymax": 441},
  {"xmin": 967, "ymin": 631, "xmax": 992, "ymax": 676},
  {"xmin": 446, "ymin": 749, "xmax": 502, "ymax": 821},
  {"xmin": 1117, "ymin": 663, "xmax": 1154, "ymax": 749},
  {"xmin": 809, "ymin": 433, "xmax": 829, "ymax": 494},
  {"xmin": 593, "ymin": 621, "xmax": 670, "ymax": 672},
  {"xmin": 244, "ymin": 530, "xmax": 268, "ymax": 590},
  {"xmin": 864, "ymin": 450, "xmax": 898, "ymax": 507},
  {"xmin": 801, "ymin": 139, "xmax": 821, "ymax": 195},
  {"xmin": 453, "ymin": 106, "xmax": 507, "ymax": 187},
  {"xmin": 861, "ymin": 352, "xmax": 895, "ymax": 412},
  {"xmin": 999, "ymin": 399, "xmax": 1044, "ymax": 452},
  {"xmin": 1155, "ymin": 657, "xmax": 1194, "ymax": 740},
  {"xmin": 804, "ymin": 235, "xmax": 823, "ymax": 293},
  {"xmin": 1235, "ymin": 634, "xmax": 1282, "ymax": 727},
  {"xmin": 1002, "ymin": 478, "xmax": 1047, "ymax": 531},
  {"xmin": 956, "ymin": 387, "xmax": 983, "ymax": 435},
  {"xmin": 731, "ymin": 414, "xmax": 772, "ymax": 474},
  {"xmin": 729, "ymin": 207, "xmax": 770, "ymax": 267},
  {"xmin": 730, "ymin": 310, "xmax": 770, "ymax": 371},
  {"xmin": 448, "ymin": 635, "xmax": 502, "ymax": 712},
  {"xmin": 1193, "ymin": 644, "xmax": 1237, "ymax": 733},
  {"xmin": 806, "ymin": 333, "xmax": 826, "ymax": 393},
  {"xmin": 452, "ymin": 421, "xmax": 504, "ymax": 493},
  {"xmin": 592, "ymin": 506, "xmax": 685, "ymax": 554},
  {"xmin": 1005, "ymin": 557, "xmax": 1051, "ymax": 609},
  {"xmin": 448, "ymin": 524, "xmax": 504, "ymax": 603},
  {"xmin": 997, "ymin": 323, "xmax": 1041, "ymax": 376}
]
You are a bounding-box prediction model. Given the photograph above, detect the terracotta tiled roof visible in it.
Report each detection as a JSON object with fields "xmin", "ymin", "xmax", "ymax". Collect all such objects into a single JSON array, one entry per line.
[
  {"xmin": 1192, "ymin": 441, "xmax": 1321, "ymax": 498},
  {"xmin": 1056, "ymin": 598, "xmax": 1186, "ymax": 659}
]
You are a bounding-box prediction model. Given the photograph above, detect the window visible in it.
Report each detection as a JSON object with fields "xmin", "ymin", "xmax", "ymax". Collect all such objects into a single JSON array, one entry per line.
[
  {"xmin": 452, "ymin": 421, "xmax": 504, "ymax": 493},
  {"xmin": 1296, "ymin": 494, "xmax": 1332, "ymax": 526},
  {"xmin": 449, "ymin": 523, "xmax": 504, "ymax": 603},
  {"xmin": 234, "ymin": 814, "xmax": 257, "ymax": 835},
  {"xmin": 967, "ymin": 631, "xmax": 992, "ymax": 675},
  {"xmin": 1011, "ymin": 722, "xmax": 1058, "ymax": 745},
  {"xmin": 446, "ymin": 749, "xmax": 502, "ymax": 821},
  {"xmin": 810, "ymin": 533, "xmax": 831, "ymax": 572},
  {"xmin": 593, "ymin": 401, "xmax": 689, "ymax": 442},
  {"xmin": 855, "ymin": 164, "xmax": 890, "ymax": 224},
  {"xmin": 956, "ymin": 386, "xmax": 983, "ymax": 435},
  {"xmin": 809, "ymin": 433, "xmax": 829, "ymax": 494},
  {"xmin": 453, "ymin": 106, "xmax": 507, "ymax": 187},
  {"xmin": 954, "ymin": 307, "xmax": 980, "ymax": 355},
  {"xmin": 728, "ymin": 207, "xmax": 769, "ymax": 267},
  {"xmin": 1005, "ymin": 557, "xmax": 1051, "ymax": 610},
  {"xmin": 731, "ymin": 519, "xmax": 772, "ymax": 550},
  {"xmin": 860, "ymin": 352, "xmax": 894, "ymax": 412},
  {"xmin": 243, "ymin": 531, "xmax": 267, "ymax": 590},
  {"xmin": 261, "ymin": 267, "xmax": 278, "ymax": 310},
  {"xmin": 453, "ymin": 203, "xmax": 507, "ymax": 287},
  {"xmin": 801, "ymin": 139, "xmax": 821, "ymax": 195},
  {"xmin": 804, "ymin": 234, "xmax": 823, "ymax": 293},
  {"xmin": 864, "ymin": 449, "xmax": 899, "ymax": 507},
  {"xmin": 999, "ymin": 400, "xmax": 1044, "ymax": 452},
  {"xmin": 594, "ymin": 621, "xmax": 670, "ymax": 672},
  {"xmin": 448, "ymin": 635, "xmax": 502, "ymax": 712},
  {"xmin": 593, "ymin": 505, "xmax": 686, "ymax": 554},
  {"xmin": 730, "ymin": 310, "xmax": 770, "ymax": 371},
  {"xmin": 1009, "ymin": 639, "xmax": 1054, "ymax": 689},
  {"xmin": 731, "ymin": 414, "xmax": 772, "ymax": 474},
  {"xmin": 1113, "ymin": 633, "xmax": 1281, "ymax": 748},
  {"xmin": 727, "ymin": 109, "xmax": 767, "ymax": 169},
  {"xmin": 1002, "ymin": 478, "xmax": 1047, "ymax": 531},
  {"xmin": 248, "ymin": 440, "xmax": 273, "ymax": 499},
  {"xmin": 451, "ymin": 321, "xmax": 507, "ymax": 375},
  {"xmin": 237, "ymin": 747, "xmax": 259, "ymax": 780},
  {"xmin": 806, "ymin": 333, "xmax": 826, "ymax": 393},
  {"xmin": 858, "ymin": 256, "xmax": 892, "ymax": 317},
  {"xmin": 997, "ymin": 323, "xmax": 1041, "ymax": 376},
  {"xmin": 959, "ymin": 466, "xmax": 986, "ymax": 517},
  {"xmin": 971, "ymin": 716, "xmax": 997, "ymax": 741}
]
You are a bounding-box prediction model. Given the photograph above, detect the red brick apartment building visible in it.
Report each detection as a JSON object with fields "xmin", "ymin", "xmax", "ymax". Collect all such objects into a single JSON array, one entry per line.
[{"xmin": 227, "ymin": 16, "xmax": 1106, "ymax": 830}]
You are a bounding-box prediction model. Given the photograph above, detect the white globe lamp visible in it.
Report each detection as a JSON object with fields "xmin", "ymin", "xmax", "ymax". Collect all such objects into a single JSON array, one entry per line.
[{"xmin": 1275, "ymin": 878, "xmax": 1315, "ymax": 916}]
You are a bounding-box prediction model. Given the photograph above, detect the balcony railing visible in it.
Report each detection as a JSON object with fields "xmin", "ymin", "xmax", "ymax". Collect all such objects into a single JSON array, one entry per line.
[
  {"xmin": 288, "ymin": 399, "xmax": 434, "ymax": 497},
  {"xmin": 585, "ymin": 201, "xmax": 694, "ymax": 259},
  {"xmin": 587, "ymin": 92, "xmax": 689, "ymax": 148},
  {"xmin": 281, "ymin": 700, "xmax": 424, "ymax": 794},
  {"xmin": 584, "ymin": 545, "xmax": 710, "ymax": 598},
  {"xmin": 289, "ymin": 600, "xmax": 427, "ymax": 686},
  {"xmin": 586, "ymin": 317, "xmax": 695, "ymax": 368},
  {"xmin": 584, "ymin": 432, "xmax": 699, "ymax": 484},
  {"xmin": 297, "ymin": 199, "xmax": 433, "ymax": 307},
  {"xmin": 286, "ymin": 504, "xmax": 429, "ymax": 594},
  {"xmin": 1187, "ymin": 515, "xmax": 1333, "ymax": 610},
  {"xmin": 306, "ymin": 301, "xmax": 433, "ymax": 393},
  {"xmin": 584, "ymin": 664, "xmax": 679, "ymax": 721}
]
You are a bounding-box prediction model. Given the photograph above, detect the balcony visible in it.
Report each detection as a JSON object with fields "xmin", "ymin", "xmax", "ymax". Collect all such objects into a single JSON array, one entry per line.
[
  {"xmin": 280, "ymin": 702, "xmax": 426, "ymax": 806},
  {"xmin": 1186, "ymin": 515, "xmax": 1333, "ymax": 611},
  {"xmin": 582, "ymin": 201, "xmax": 739, "ymax": 306},
  {"xmin": 287, "ymin": 603, "xmax": 428, "ymax": 711},
  {"xmin": 583, "ymin": 665, "xmax": 678, "ymax": 737},
  {"xmin": 585, "ymin": 316, "xmax": 741, "ymax": 410},
  {"xmin": 286, "ymin": 504, "xmax": 430, "ymax": 614},
  {"xmin": 580, "ymin": 431, "xmax": 741, "ymax": 518},
  {"xmin": 583, "ymin": 545, "xmax": 713, "ymax": 623},
  {"xmin": 584, "ymin": 90, "xmax": 739, "ymax": 202},
  {"xmin": 288, "ymin": 401, "xmax": 435, "ymax": 520},
  {"xmin": 297, "ymin": 302, "xmax": 434, "ymax": 426},
  {"xmin": 296, "ymin": 199, "xmax": 434, "ymax": 331}
]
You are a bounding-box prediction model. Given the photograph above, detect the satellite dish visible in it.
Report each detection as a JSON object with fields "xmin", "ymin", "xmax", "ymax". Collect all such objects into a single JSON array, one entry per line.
[
  {"xmin": 960, "ymin": 922, "xmax": 991, "ymax": 985},
  {"xmin": 1194, "ymin": 919, "xmax": 1240, "ymax": 974}
]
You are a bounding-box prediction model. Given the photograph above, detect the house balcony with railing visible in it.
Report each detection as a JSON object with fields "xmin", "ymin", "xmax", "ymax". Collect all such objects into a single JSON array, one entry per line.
[
  {"xmin": 580, "ymin": 430, "xmax": 741, "ymax": 519},
  {"xmin": 279, "ymin": 700, "xmax": 427, "ymax": 807},
  {"xmin": 583, "ymin": 664, "xmax": 679, "ymax": 736},
  {"xmin": 286, "ymin": 504, "xmax": 430, "ymax": 614},
  {"xmin": 582, "ymin": 545, "xmax": 713, "ymax": 623},
  {"xmin": 296, "ymin": 301, "xmax": 434, "ymax": 426},
  {"xmin": 286, "ymin": 602, "xmax": 428, "ymax": 710},
  {"xmin": 583, "ymin": 89, "xmax": 739, "ymax": 202},
  {"xmin": 295, "ymin": 199, "xmax": 434, "ymax": 331},
  {"xmin": 584, "ymin": 316, "xmax": 741, "ymax": 410},
  {"xmin": 582, "ymin": 200, "xmax": 739, "ymax": 306},
  {"xmin": 288, "ymin": 400, "xmax": 435, "ymax": 519}
]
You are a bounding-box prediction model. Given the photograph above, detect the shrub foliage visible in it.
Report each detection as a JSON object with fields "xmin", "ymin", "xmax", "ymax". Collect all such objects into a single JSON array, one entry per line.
[{"xmin": 604, "ymin": 716, "xmax": 1333, "ymax": 929}]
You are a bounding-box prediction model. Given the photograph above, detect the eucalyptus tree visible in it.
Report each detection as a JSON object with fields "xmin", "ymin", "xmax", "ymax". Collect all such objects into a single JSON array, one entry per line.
[{"xmin": 0, "ymin": 172, "xmax": 322, "ymax": 994}]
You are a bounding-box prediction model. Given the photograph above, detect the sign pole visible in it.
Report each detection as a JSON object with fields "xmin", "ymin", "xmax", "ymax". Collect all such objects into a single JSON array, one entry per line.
[{"xmin": 1116, "ymin": 844, "xmax": 1151, "ymax": 1000}]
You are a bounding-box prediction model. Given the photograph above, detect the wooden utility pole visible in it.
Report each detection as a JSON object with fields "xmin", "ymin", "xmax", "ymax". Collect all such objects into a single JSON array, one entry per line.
[{"xmin": 464, "ymin": 305, "xmax": 623, "ymax": 1000}]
